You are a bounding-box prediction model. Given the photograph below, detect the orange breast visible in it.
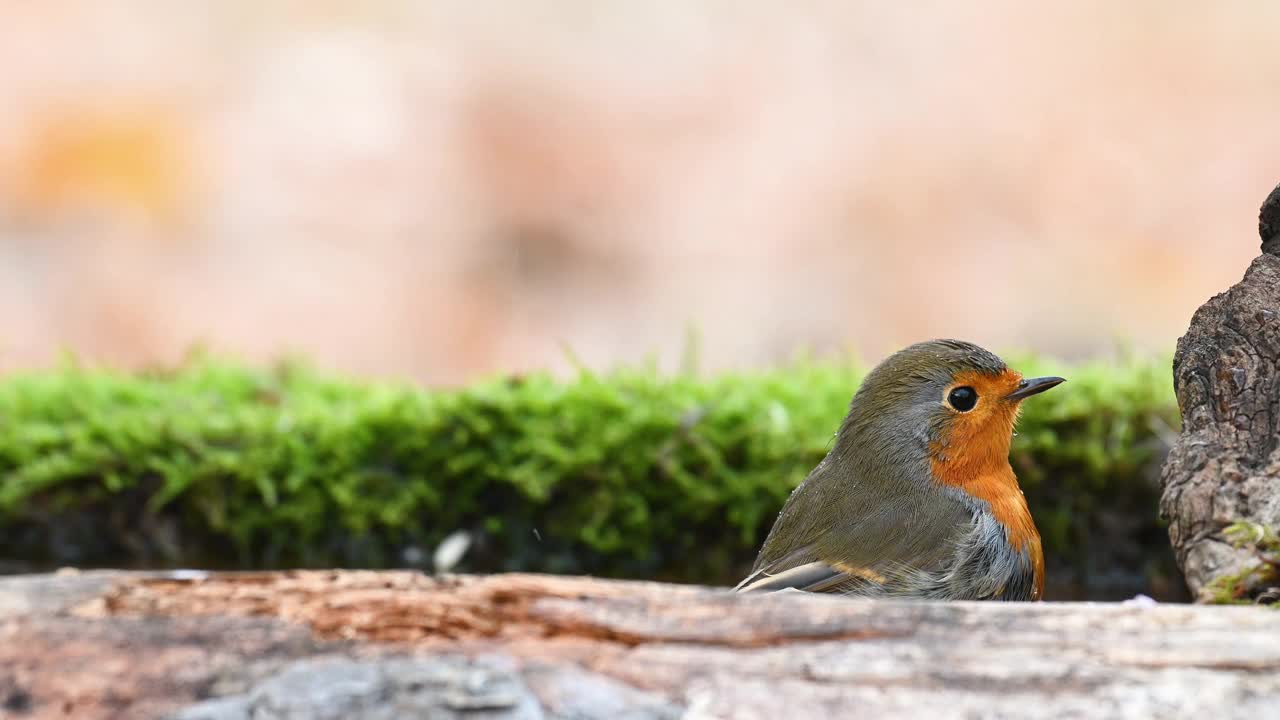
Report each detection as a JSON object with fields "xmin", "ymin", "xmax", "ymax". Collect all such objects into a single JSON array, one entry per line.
[
  {"xmin": 958, "ymin": 466, "xmax": 1045, "ymax": 601},
  {"xmin": 929, "ymin": 368, "xmax": 1046, "ymax": 600}
]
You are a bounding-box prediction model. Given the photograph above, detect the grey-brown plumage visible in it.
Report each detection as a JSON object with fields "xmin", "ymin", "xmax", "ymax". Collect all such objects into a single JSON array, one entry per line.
[{"xmin": 735, "ymin": 339, "xmax": 1063, "ymax": 601}]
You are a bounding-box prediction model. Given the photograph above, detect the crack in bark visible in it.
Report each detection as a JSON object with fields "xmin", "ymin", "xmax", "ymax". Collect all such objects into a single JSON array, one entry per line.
[{"xmin": 82, "ymin": 571, "xmax": 911, "ymax": 651}]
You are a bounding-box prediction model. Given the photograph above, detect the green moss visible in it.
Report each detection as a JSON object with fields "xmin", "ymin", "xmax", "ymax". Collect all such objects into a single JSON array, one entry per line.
[
  {"xmin": 0, "ymin": 351, "xmax": 1181, "ymax": 599},
  {"xmin": 1206, "ymin": 521, "xmax": 1280, "ymax": 606}
]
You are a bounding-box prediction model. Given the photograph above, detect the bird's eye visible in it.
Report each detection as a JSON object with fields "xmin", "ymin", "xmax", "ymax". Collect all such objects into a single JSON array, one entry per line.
[{"xmin": 947, "ymin": 386, "xmax": 978, "ymax": 412}]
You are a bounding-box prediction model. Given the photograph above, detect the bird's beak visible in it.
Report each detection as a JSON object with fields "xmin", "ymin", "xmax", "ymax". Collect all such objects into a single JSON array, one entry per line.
[{"xmin": 1006, "ymin": 376, "xmax": 1066, "ymax": 401}]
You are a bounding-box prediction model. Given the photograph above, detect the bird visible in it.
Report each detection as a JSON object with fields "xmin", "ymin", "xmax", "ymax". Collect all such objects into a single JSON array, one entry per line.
[{"xmin": 734, "ymin": 339, "xmax": 1064, "ymax": 601}]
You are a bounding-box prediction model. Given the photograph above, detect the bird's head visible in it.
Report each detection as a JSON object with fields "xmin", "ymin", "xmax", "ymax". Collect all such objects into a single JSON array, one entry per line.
[{"xmin": 839, "ymin": 339, "xmax": 1064, "ymax": 476}]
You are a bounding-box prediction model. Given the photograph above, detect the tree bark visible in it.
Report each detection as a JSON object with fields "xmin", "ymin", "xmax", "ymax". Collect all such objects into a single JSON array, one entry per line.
[
  {"xmin": 1159, "ymin": 182, "xmax": 1280, "ymax": 601},
  {"xmin": 1, "ymin": 570, "xmax": 1278, "ymax": 719}
]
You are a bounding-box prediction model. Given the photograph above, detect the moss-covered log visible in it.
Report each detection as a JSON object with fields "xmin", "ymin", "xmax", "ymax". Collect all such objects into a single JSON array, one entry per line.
[{"xmin": 0, "ymin": 352, "xmax": 1180, "ymax": 599}]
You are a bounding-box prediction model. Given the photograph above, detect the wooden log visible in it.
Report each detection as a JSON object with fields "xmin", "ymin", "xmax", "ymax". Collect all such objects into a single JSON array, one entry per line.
[
  {"xmin": 1159, "ymin": 182, "xmax": 1280, "ymax": 601},
  {"xmin": 0, "ymin": 569, "xmax": 1277, "ymax": 719}
]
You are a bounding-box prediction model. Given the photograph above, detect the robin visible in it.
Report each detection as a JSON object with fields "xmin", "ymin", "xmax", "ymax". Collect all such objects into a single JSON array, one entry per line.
[{"xmin": 735, "ymin": 339, "xmax": 1064, "ymax": 601}]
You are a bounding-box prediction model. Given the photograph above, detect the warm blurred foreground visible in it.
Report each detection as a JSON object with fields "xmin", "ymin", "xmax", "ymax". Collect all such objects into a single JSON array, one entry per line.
[{"xmin": 0, "ymin": 3, "xmax": 1277, "ymax": 384}]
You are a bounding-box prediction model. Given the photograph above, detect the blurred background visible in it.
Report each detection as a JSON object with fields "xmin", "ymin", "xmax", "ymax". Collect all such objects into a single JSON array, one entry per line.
[{"xmin": 0, "ymin": 2, "xmax": 1276, "ymax": 384}]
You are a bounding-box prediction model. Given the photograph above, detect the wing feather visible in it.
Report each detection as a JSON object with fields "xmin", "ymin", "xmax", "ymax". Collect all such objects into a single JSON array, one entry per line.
[{"xmin": 738, "ymin": 460, "xmax": 979, "ymax": 597}]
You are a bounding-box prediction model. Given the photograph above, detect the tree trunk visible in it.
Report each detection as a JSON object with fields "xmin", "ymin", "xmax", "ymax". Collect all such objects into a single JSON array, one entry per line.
[
  {"xmin": 2, "ymin": 570, "xmax": 1279, "ymax": 719},
  {"xmin": 1159, "ymin": 182, "xmax": 1280, "ymax": 601}
]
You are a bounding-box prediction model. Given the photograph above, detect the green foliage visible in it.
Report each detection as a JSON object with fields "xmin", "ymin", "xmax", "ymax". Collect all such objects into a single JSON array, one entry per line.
[
  {"xmin": 0, "ymin": 352, "xmax": 1180, "ymax": 599},
  {"xmin": 1207, "ymin": 521, "xmax": 1280, "ymax": 607}
]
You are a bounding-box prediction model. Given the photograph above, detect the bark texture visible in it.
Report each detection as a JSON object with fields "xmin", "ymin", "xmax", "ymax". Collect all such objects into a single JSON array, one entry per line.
[
  {"xmin": 1, "ymin": 569, "xmax": 1278, "ymax": 719},
  {"xmin": 1159, "ymin": 182, "xmax": 1280, "ymax": 601}
]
